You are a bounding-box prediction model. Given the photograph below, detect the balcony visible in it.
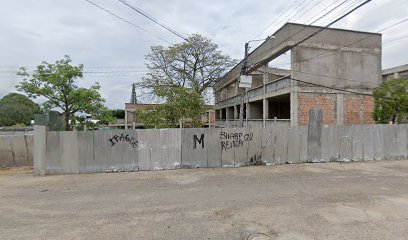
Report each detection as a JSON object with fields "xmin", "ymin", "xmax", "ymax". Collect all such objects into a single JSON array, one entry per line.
[
  {"xmin": 215, "ymin": 119, "xmax": 290, "ymax": 128},
  {"xmin": 216, "ymin": 76, "xmax": 291, "ymax": 107}
]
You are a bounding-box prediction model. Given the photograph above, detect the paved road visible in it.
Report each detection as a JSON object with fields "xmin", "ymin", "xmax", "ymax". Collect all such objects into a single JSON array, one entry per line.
[{"xmin": 1, "ymin": 160, "xmax": 408, "ymax": 240}]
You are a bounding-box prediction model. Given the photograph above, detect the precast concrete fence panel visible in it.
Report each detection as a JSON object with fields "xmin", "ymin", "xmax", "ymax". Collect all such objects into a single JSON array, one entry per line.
[
  {"xmin": 32, "ymin": 125, "xmax": 408, "ymax": 175},
  {"xmin": 0, "ymin": 134, "xmax": 33, "ymax": 167}
]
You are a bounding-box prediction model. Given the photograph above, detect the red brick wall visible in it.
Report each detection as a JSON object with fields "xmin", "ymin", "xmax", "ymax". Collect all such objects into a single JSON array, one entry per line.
[
  {"xmin": 344, "ymin": 96, "xmax": 361, "ymax": 125},
  {"xmin": 298, "ymin": 93, "xmax": 375, "ymax": 126},
  {"xmin": 344, "ymin": 95, "xmax": 375, "ymax": 125},
  {"xmin": 362, "ymin": 96, "xmax": 375, "ymax": 124},
  {"xmin": 298, "ymin": 94, "xmax": 336, "ymax": 126}
]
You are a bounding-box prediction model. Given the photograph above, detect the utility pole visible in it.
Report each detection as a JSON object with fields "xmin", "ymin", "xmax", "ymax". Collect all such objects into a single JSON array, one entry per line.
[
  {"xmin": 238, "ymin": 37, "xmax": 274, "ymax": 127},
  {"xmin": 239, "ymin": 42, "xmax": 249, "ymax": 127}
]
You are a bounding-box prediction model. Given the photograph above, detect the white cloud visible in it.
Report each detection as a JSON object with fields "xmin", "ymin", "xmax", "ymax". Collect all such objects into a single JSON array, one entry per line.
[{"xmin": 1, "ymin": 0, "xmax": 408, "ymax": 109}]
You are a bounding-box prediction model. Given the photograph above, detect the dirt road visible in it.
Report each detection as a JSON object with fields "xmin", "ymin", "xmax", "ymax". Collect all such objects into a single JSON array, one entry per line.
[{"xmin": 1, "ymin": 160, "xmax": 408, "ymax": 239}]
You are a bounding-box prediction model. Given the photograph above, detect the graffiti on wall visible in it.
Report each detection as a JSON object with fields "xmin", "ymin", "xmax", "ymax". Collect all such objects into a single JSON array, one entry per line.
[
  {"xmin": 193, "ymin": 134, "xmax": 205, "ymax": 149},
  {"xmin": 108, "ymin": 133, "xmax": 138, "ymax": 148},
  {"xmin": 192, "ymin": 131, "xmax": 254, "ymax": 151},
  {"xmin": 220, "ymin": 131, "xmax": 253, "ymax": 151}
]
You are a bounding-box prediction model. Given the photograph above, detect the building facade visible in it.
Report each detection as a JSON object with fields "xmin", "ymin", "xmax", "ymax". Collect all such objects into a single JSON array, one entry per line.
[
  {"xmin": 382, "ymin": 64, "xmax": 408, "ymax": 81},
  {"xmin": 214, "ymin": 23, "xmax": 382, "ymax": 127},
  {"xmin": 124, "ymin": 103, "xmax": 215, "ymax": 128}
]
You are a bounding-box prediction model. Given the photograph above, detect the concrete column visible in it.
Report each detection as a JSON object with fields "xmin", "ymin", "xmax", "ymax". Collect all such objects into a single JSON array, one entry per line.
[
  {"xmin": 234, "ymin": 105, "xmax": 238, "ymax": 119},
  {"xmin": 124, "ymin": 110, "xmax": 128, "ymax": 129},
  {"xmin": 263, "ymin": 99, "xmax": 269, "ymax": 127},
  {"xmin": 263, "ymin": 65, "xmax": 268, "ymax": 128},
  {"xmin": 33, "ymin": 125, "xmax": 46, "ymax": 176},
  {"xmin": 225, "ymin": 107, "xmax": 230, "ymax": 127},
  {"xmin": 336, "ymin": 94, "xmax": 344, "ymax": 125},
  {"xmin": 225, "ymin": 108, "xmax": 230, "ymax": 120},
  {"xmin": 246, "ymin": 103, "xmax": 250, "ymax": 127},
  {"xmin": 290, "ymin": 89, "xmax": 298, "ymax": 126},
  {"xmin": 394, "ymin": 72, "xmax": 399, "ymax": 79}
]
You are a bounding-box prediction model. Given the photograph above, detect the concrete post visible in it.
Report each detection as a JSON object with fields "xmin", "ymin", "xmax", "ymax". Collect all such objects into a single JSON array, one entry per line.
[
  {"xmin": 124, "ymin": 110, "xmax": 128, "ymax": 129},
  {"xmin": 263, "ymin": 65, "xmax": 268, "ymax": 128},
  {"xmin": 246, "ymin": 102, "xmax": 250, "ymax": 127},
  {"xmin": 132, "ymin": 122, "xmax": 136, "ymax": 130},
  {"xmin": 290, "ymin": 89, "xmax": 298, "ymax": 126},
  {"xmin": 307, "ymin": 108, "xmax": 323, "ymax": 162},
  {"xmin": 336, "ymin": 94, "xmax": 344, "ymax": 125},
  {"xmin": 33, "ymin": 125, "xmax": 46, "ymax": 176}
]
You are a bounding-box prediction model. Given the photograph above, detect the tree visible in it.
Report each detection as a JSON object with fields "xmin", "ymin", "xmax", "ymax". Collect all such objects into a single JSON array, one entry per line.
[
  {"xmin": 0, "ymin": 93, "xmax": 41, "ymax": 126},
  {"xmin": 141, "ymin": 34, "xmax": 236, "ymax": 98},
  {"xmin": 76, "ymin": 107, "xmax": 116, "ymax": 130},
  {"xmin": 373, "ymin": 78, "xmax": 408, "ymax": 124},
  {"xmin": 16, "ymin": 55, "xmax": 106, "ymax": 130},
  {"xmin": 130, "ymin": 83, "xmax": 138, "ymax": 104},
  {"xmin": 111, "ymin": 109, "xmax": 126, "ymax": 119},
  {"xmin": 137, "ymin": 87, "xmax": 205, "ymax": 128}
]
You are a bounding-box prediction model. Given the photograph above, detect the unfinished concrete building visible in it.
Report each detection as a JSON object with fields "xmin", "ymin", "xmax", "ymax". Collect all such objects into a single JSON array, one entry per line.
[
  {"xmin": 214, "ymin": 23, "xmax": 381, "ymax": 127},
  {"xmin": 382, "ymin": 64, "xmax": 408, "ymax": 81}
]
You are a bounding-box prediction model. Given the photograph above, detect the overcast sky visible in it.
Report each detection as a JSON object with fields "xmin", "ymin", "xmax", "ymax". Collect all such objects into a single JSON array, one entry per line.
[{"xmin": 1, "ymin": 0, "xmax": 407, "ymax": 109}]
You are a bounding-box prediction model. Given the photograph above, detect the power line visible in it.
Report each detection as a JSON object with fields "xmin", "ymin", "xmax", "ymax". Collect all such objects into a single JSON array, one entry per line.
[
  {"xmin": 117, "ymin": 0, "xmax": 188, "ymax": 41},
  {"xmin": 218, "ymin": 0, "xmax": 372, "ymax": 95},
  {"xmin": 253, "ymin": 68, "xmax": 379, "ymax": 86},
  {"xmin": 83, "ymin": 71, "xmax": 147, "ymax": 73},
  {"xmin": 285, "ymin": 0, "xmax": 321, "ymax": 24},
  {"xmin": 272, "ymin": 15, "xmax": 408, "ymax": 68},
  {"xmin": 267, "ymin": 0, "xmax": 309, "ymax": 35},
  {"xmin": 248, "ymin": 0, "xmax": 353, "ymax": 66},
  {"xmin": 292, "ymin": 0, "xmax": 324, "ymax": 24},
  {"xmin": 321, "ymin": 0, "xmax": 365, "ymax": 26},
  {"xmin": 287, "ymin": 0, "xmax": 372, "ymax": 53},
  {"xmin": 256, "ymin": 0, "xmax": 300, "ymax": 38},
  {"xmin": 305, "ymin": 0, "xmax": 339, "ymax": 24},
  {"xmin": 83, "ymin": 66, "xmax": 146, "ymax": 69},
  {"xmin": 249, "ymin": 0, "xmax": 366, "ymax": 70},
  {"xmin": 384, "ymin": 34, "xmax": 408, "ymax": 45},
  {"xmin": 290, "ymin": 77, "xmax": 373, "ymax": 96},
  {"xmin": 84, "ymin": 0, "xmax": 173, "ymax": 44},
  {"xmin": 84, "ymin": 74, "xmax": 146, "ymax": 77}
]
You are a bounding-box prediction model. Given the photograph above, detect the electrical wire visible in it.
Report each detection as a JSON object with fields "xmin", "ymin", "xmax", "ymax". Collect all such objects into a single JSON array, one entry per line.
[
  {"xmin": 272, "ymin": 16, "xmax": 408, "ymax": 68},
  {"xmin": 267, "ymin": 0, "xmax": 310, "ymax": 35},
  {"xmin": 255, "ymin": 0, "xmax": 301, "ymax": 38},
  {"xmin": 291, "ymin": 0, "xmax": 325, "ymax": 24},
  {"xmin": 290, "ymin": 77, "xmax": 373, "ymax": 96},
  {"xmin": 217, "ymin": 0, "xmax": 373, "ymax": 98},
  {"xmin": 249, "ymin": 0, "xmax": 369, "ymax": 71},
  {"xmin": 84, "ymin": 0, "xmax": 173, "ymax": 44},
  {"xmin": 117, "ymin": 0, "xmax": 188, "ymax": 41}
]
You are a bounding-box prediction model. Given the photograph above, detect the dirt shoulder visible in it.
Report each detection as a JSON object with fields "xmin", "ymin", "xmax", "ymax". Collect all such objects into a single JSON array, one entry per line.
[{"xmin": 1, "ymin": 160, "xmax": 408, "ymax": 239}]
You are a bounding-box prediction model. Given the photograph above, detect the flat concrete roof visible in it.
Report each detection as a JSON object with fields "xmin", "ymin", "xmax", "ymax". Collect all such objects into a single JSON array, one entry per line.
[
  {"xmin": 382, "ymin": 64, "xmax": 408, "ymax": 75},
  {"xmin": 216, "ymin": 22, "xmax": 381, "ymax": 90}
]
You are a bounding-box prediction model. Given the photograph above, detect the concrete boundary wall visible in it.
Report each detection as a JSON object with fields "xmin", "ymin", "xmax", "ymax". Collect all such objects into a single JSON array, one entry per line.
[
  {"xmin": 34, "ymin": 125, "xmax": 408, "ymax": 175},
  {"xmin": 0, "ymin": 134, "xmax": 33, "ymax": 167}
]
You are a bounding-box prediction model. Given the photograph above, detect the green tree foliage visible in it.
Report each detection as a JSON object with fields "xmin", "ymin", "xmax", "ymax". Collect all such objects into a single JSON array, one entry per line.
[
  {"xmin": 76, "ymin": 107, "xmax": 116, "ymax": 130},
  {"xmin": 111, "ymin": 109, "xmax": 125, "ymax": 119},
  {"xmin": 137, "ymin": 87, "xmax": 205, "ymax": 128},
  {"xmin": 373, "ymin": 78, "xmax": 408, "ymax": 124},
  {"xmin": 141, "ymin": 34, "xmax": 236, "ymax": 98},
  {"xmin": 0, "ymin": 93, "xmax": 41, "ymax": 126},
  {"xmin": 16, "ymin": 55, "xmax": 107, "ymax": 130},
  {"xmin": 130, "ymin": 83, "xmax": 138, "ymax": 104}
]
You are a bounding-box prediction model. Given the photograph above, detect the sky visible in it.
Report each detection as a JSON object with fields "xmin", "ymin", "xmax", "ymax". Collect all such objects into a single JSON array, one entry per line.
[{"xmin": 1, "ymin": 0, "xmax": 408, "ymax": 109}]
